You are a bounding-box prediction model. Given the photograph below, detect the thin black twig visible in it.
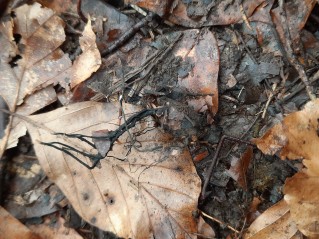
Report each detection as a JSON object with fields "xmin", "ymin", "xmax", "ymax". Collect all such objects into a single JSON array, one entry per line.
[
  {"xmin": 200, "ymin": 135, "xmax": 255, "ymax": 201},
  {"xmin": 101, "ymin": 12, "xmax": 156, "ymax": 57}
]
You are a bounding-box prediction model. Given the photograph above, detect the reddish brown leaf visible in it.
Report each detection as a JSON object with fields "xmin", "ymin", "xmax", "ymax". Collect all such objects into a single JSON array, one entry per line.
[{"xmin": 226, "ymin": 146, "xmax": 253, "ymax": 190}]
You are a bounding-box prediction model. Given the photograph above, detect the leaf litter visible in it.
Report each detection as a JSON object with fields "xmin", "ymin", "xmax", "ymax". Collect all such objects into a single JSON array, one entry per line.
[
  {"xmin": 1, "ymin": 0, "xmax": 319, "ymax": 238},
  {"xmin": 25, "ymin": 101, "xmax": 201, "ymax": 238},
  {"xmin": 0, "ymin": 3, "xmax": 101, "ymax": 151}
]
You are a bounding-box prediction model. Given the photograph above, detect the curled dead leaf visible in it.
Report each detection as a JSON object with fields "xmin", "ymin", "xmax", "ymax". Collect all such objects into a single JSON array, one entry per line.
[{"xmin": 243, "ymin": 200, "xmax": 298, "ymax": 239}]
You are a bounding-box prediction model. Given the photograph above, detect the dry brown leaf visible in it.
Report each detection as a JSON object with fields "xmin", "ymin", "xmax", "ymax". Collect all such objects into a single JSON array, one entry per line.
[
  {"xmin": 244, "ymin": 200, "xmax": 298, "ymax": 239},
  {"xmin": 253, "ymin": 99, "xmax": 319, "ymax": 176},
  {"xmin": 253, "ymin": 99, "xmax": 319, "ymax": 237},
  {"xmin": 271, "ymin": 0, "xmax": 317, "ymax": 54},
  {"xmin": 226, "ymin": 146, "xmax": 253, "ymax": 190},
  {"xmin": 284, "ymin": 172, "xmax": 319, "ymax": 237},
  {"xmin": 0, "ymin": 206, "xmax": 42, "ymax": 239},
  {"xmin": 23, "ymin": 101, "xmax": 202, "ymax": 238},
  {"xmin": 175, "ymin": 29, "xmax": 219, "ymax": 117},
  {"xmin": 0, "ymin": 3, "xmax": 101, "ymax": 151},
  {"xmin": 70, "ymin": 18, "xmax": 101, "ymax": 88},
  {"xmin": 36, "ymin": 0, "xmax": 77, "ymax": 14}
]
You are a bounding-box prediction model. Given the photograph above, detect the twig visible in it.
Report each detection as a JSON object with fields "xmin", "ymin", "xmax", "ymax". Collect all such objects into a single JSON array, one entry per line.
[
  {"xmin": 280, "ymin": 69, "xmax": 319, "ymax": 103},
  {"xmin": 101, "ymin": 12, "xmax": 156, "ymax": 57},
  {"xmin": 200, "ymin": 211, "xmax": 240, "ymax": 234},
  {"xmin": 262, "ymin": 82, "xmax": 277, "ymax": 119},
  {"xmin": 278, "ymin": 0, "xmax": 315, "ymax": 100},
  {"xmin": 234, "ymin": 29, "xmax": 258, "ymax": 64},
  {"xmin": 77, "ymin": 0, "xmax": 88, "ymax": 23},
  {"xmin": 222, "ymin": 114, "xmax": 260, "ymax": 160},
  {"xmin": 201, "ymin": 135, "xmax": 254, "ymax": 200}
]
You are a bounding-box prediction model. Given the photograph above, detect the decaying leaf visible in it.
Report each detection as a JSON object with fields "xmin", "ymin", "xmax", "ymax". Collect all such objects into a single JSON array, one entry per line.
[
  {"xmin": 70, "ymin": 17, "xmax": 101, "ymax": 88},
  {"xmin": 244, "ymin": 200, "xmax": 298, "ymax": 239},
  {"xmin": 284, "ymin": 173, "xmax": 319, "ymax": 238},
  {"xmin": 0, "ymin": 3, "xmax": 101, "ymax": 150},
  {"xmin": 128, "ymin": 0, "xmax": 265, "ymax": 27},
  {"xmin": 88, "ymin": 28, "xmax": 219, "ymax": 127},
  {"xmin": 253, "ymin": 99, "xmax": 319, "ymax": 237},
  {"xmin": 253, "ymin": 99, "xmax": 319, "ymax": 176},
  {"xmin": 226, "ymin": 146, "xmax": 253, "ymax": 190},
  {"xmin": 22, "ymin": 101, "xmax": 202, "ymax": 238}
]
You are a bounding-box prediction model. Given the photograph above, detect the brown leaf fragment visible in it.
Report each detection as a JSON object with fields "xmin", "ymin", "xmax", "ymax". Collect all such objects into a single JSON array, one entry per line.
[
  {"xmin": 226, "ymin": 146, "xmax": 253, "ymax": 190},
  {"xmin": 253, "ymin": 99, "xmax": 319, "ymax": 176},
  {"xmin": 0, "ymin": 3, "xmax": 101, "ymax": 152},
  {"xmin": 0, "ymin": 206, "xmax": 42, "ymax": 239},
  {"xmin": 271, "ymin": 0, "xmax": 317, "ymax": 55},
  {"xmin": 246, "ymin": 197, "xmax": 262, "ymax": 224},
  {"xmin": 23, "ymin": 101, "xmax": 202, "ymax": 238},
  {"xmin": 243, "ymin": 200, "xmax": 298, "ymax": 239},
  {"xmin": 16, "ymin": 87, "xmax": 57, "ymax": 116},
  {"xmin": 70, "ymin": 18, "xmax": 101, "ymax": 89},
  {"xmin": 253, "ymin": 99, "xmax": 319, "ymax": 238},
  {"xmin": 0, "ymin": 2, "xmax": 68, "ymax": 109},
  {"xmin": 284, "ymin": 172, "xmax": 319, "ymax": 237},
  {"xmin": 167, "ymin": 0, "xmax": 266, "ymax": 27}
]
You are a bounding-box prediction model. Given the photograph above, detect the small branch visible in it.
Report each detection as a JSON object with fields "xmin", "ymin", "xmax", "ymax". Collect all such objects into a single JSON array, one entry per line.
[
  {"xmin": 200, "ymin": 135, "xmax": 254, "ymax": 200},
  {"xmin": 101, "ymin": 12, "xmax": 156, "ymax": 57},
  {"xmin": 200, "ymin": 211, "xmax": 240, "ymax": 234},
  {"xmin": 278, "ymin": 0, "xmax": 315, "ymax": 100}
]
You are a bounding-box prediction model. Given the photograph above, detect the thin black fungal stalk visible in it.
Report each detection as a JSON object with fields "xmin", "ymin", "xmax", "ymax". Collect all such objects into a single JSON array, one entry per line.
[
  {"xmin": 200, "ymin": 135, "xmax": 255, "ymax": 201},
  {"xmin": 41, "ymin": 108, "xmax": 162, "ymax": 169}
]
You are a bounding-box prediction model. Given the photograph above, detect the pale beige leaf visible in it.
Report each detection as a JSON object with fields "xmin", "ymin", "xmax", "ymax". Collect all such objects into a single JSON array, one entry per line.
[
  {"xmin": 0, "ymin": 3, "xmax": 101, "ymax": 152},
  {"xmin": 16, "ymin": 87, "xmax": 57, "ymax": 116},
  {"xmin": 244, "ymin": 200, "xmax": 298, "ymax": 239},
  {"xmin": 284, "ymin": 172, "xmax": 319, "ymax": 237},
  {"xmin": 70, "ymin": 18, "xmax": 101, "ymax": 88},
  {"xmin": 6, "ymin": 121, "xmax": 27, "ymax": 149},
  {"xmin": 24, "ymin": 101, "xmax": 202, "ymax": 238},
  {"xmin": 12, "ymin": 3, "xmax": 68, "ymax": 106}
]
